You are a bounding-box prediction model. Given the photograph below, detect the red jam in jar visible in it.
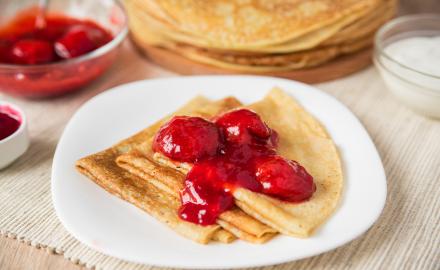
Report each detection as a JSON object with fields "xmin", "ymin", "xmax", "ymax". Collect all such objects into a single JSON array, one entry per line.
[
  {"xmin": 0, "ymin": 105, "xmax": 21, "ymax": 141},
  {"xmin": 0, "ymin": 8, "xmax": 117, "ymax": 98},
  {"xmin": 153, "ymin": 109, "xmax": 316, "ymax": 226}
]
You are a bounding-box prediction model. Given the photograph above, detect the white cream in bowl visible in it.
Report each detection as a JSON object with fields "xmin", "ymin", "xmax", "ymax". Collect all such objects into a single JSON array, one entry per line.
[{"xmin": 375, "ymin": 36, "xmax": 440, "ymax": 118}]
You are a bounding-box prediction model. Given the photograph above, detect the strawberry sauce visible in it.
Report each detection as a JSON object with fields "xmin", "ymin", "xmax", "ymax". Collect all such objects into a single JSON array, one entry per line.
[
  {"xmin": 153, "ymin": 109, "xmax": 316, "ymax": 226},
  {"xmin": 0, "ymin": 8, "xmax": 117, "ymax": 97},
  {"xmin": 0, "ymin": 106, "xmax": 21, "ymax": 141},
  {"xmin": 0, "ymin": 11, "xmax": 113, "ymax": 65}
]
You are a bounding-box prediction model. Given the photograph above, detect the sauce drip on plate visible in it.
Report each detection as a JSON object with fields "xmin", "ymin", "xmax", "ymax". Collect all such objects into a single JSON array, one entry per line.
[{"xmin": 153, "ymin": 109, "xmax": 316, "ymax": 225}]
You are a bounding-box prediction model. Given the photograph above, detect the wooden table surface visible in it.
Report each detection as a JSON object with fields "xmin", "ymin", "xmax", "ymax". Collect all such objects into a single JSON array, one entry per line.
[{"xmin": 1, "ymin": 1, "xmax": 439, "ymax": 269}]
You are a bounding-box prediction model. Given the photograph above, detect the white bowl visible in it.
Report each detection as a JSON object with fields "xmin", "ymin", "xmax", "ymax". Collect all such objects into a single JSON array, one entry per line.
[
  {"xmin": 0, "ymin": 102, "xmax": 29, "ymax": 169},
  {"xmin": 374, "ymin": 14, "xmax": 440, "ymax": 118}
]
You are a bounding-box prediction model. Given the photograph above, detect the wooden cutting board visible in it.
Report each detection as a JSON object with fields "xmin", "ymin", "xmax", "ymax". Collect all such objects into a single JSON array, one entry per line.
[{"xmin": 135, "ymin": 44, "xmax": 373, "ymax": 83}]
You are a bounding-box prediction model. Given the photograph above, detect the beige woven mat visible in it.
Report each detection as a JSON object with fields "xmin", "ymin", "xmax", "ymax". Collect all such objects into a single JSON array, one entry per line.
[{"xmin": 0, "ymin": 42, "xmax": 439, "ymax": 270}]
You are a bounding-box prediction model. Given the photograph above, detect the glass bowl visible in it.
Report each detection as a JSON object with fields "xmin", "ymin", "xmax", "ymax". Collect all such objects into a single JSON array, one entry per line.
[
  {"xmin": 0, "ymin": 0, "xmax": 128, "ymax": 98},
  {"xmin": 374, "ymin": 14, "xmax": 440, "ymax": 118}
]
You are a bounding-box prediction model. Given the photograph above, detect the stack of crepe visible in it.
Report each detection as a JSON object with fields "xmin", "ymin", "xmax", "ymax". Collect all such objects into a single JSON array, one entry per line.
[
  {"xmin": 124, "ymin": 0, "xmax": 396, "ymax": 73},
  {"xmin": 76, "ymin": 88, "xmax": 343, "ymax": 244}
]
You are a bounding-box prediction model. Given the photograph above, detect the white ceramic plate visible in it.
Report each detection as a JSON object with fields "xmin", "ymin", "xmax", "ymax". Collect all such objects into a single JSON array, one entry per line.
[{"xmin": 52, "ymin": 76, "xmax": 386, "ymax": 269}]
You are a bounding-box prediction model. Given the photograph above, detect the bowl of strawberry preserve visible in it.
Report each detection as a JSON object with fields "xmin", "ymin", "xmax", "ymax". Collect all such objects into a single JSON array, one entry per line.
[
  {"xmin": 0, "ymin": 0, "xmax": 128, "ymax": 98},
  {"xmin": 0, "ymin": 101, "xmax": 29, "ymax": 169}
]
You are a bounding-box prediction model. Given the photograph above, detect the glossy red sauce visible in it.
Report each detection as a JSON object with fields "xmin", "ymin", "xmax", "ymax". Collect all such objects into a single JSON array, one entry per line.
[
  {"xmin": 0, "ymin": 105, "xmax": 21, "ymax": 140},
  {"xmin": 153, "ymin": 109, "xmax": 316, "ymax": 226},
  {"xmin": 0, "ymin": 10, "xmax": 113, "ymax": 65},
  {"xmin": 0, "ymin": 8, "xmax": 117, "ymax": 98},
  {"xmin": 152, "ymin": 116, "xmax": 222, "ymax": 162}
]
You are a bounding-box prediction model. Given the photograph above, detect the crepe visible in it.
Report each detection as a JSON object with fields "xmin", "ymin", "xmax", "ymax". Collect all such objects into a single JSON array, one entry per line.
[
  {"xmin": 125, "ymin": 0, "xmax": 396, "ymax": 73},
  {"xmin": 128, "ymin": 2, "xmax": 378, "ymax": 72},
  {"xmin": 113, "ymin": 102, "xmax": 278, "ymax": 243},
  {"xmin": 129, "ymin": 12, "xmax": 373, "ymax": 70},
  {"xmin": 77, "ymin": 88, "xmax": 343, "ymax": 243},
  {"xmin": 77, "ymin": 95, "xmax": 279, "ymax": 244},
  {"xmin": 116, "ymin": 148, "xmax": 277, "ymax": 243},
  {"xmin": 126, "ymin": 0, "xmax": 376, "ymax": 53},
  {"xmin": 165, "ymin": 35, "xmax": 373, "ymax": 70},
  {"xmin": 76, "ymin": 96, "xmax": 243, "ymax": 244},
  {"xmin": 322, "ymin": 0, "xmax": 396, "ymax": 46},
  {"xmin": 127, "ymin": 0, "xmax": 379, "ymax": 49},
  {"xmin": 131, "ymin": 27, "xmax": 373, "ymax": 72},
  {"xmin": 236, "ymin": 89, "xmax": 342, "ymax": 237},
  {"xmin": 150, "ymin": 89, "xmax": 343, "ymax": 237}
]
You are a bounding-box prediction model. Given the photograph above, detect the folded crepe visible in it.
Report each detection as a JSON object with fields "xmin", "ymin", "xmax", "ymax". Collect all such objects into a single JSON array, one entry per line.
[
  {"xmin": 77, "ymin": 87, "xmax": 342, "ymax": 242},
  {"xmin": 117, "ymin": 88, "xmax": 343, "ymax": 239},
  {"xmin": 113, "ymin": 100, "xmax": 277, "ymax": 243},
  {"xmin": 77, "ymin": 95, "xmax": 277, "ymax": 244},
  {"xmin": 77, "ymin": 96, "xmax": 243, "ymax": 244},
  {"xmin": 116, "ymin": 148, "xmax": 277, "ymax": 243}
]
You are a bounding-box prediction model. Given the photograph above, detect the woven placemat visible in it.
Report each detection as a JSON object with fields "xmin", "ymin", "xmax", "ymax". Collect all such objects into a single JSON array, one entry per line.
[{"xmin": 0, "ymin": 43, "xmax": 439, "ymax": 269}]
